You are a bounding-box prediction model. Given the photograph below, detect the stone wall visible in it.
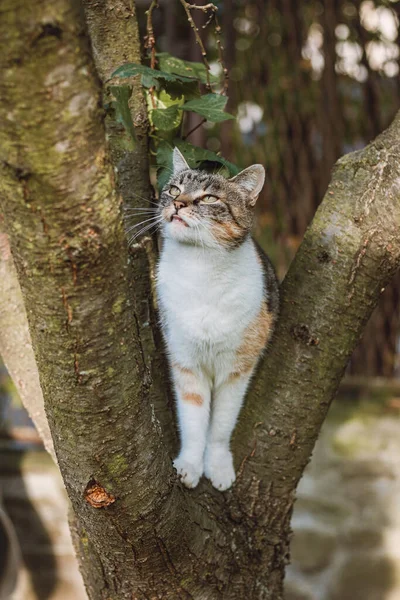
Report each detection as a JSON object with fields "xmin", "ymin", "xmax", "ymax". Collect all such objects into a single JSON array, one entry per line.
[{"xmin": 286, "ymin": 389, "xmax": 400, "ymax": 600}]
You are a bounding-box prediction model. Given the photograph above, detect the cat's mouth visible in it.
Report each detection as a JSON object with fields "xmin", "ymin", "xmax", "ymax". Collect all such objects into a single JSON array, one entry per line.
[{"xmin": 171, "ymin": 214, "xmax": 189, "ymax": 227}]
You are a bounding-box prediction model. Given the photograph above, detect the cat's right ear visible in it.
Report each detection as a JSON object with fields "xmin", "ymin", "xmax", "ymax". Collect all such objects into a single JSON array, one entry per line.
[
  {"xmin": 173, "ymin": 147, "xmax": 190, "ymax": 174},
  {"xmin": 229, "ymin": 164, "xmax": 265, "ymax": 206}
]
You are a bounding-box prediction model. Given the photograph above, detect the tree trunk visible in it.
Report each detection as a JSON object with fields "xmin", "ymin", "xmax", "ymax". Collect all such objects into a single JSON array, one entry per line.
[{"xmin": 1, "ymin": 1, "xmax": 400, "ymax": 599}]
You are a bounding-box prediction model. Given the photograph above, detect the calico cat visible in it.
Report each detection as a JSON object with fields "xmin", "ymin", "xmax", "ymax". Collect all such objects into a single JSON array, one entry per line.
[{"xmin": 156, "ymin": 148, "xmax": 279, "ymax": 491}]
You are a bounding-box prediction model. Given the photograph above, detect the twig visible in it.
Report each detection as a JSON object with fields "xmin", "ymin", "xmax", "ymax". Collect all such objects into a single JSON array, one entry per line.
[
  {"xmin": 145, "ymin": 0, "xmax": 159, "ymax": 109},
  {"xmin": 187, "ymin": 2, "xmax": 217, "ymax": 10},
  {"xmin": 183, "ymin": 117, "xmax": 206, "ymax": 140},
  {"xmin": 145, "ymin": 0, "xmax": 158, "ymax": 69},
  {"xmin": 178, "ymin": 0, "xmax": 217, "ymax": 91},
  {"xmin": 214, "ymin": 13, "xmax": 229, "ymax": 95}
]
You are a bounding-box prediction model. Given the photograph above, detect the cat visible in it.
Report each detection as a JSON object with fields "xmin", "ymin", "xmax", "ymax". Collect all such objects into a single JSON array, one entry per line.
[{"xmin": 156, "ymin": 148, "xmax": 279, "ymax": 491}]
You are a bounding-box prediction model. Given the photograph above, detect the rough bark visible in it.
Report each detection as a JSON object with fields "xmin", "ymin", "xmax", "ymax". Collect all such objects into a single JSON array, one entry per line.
[
  {"xmin": 82, "ymin": 0, "xmax": 176, "ymax": 453},
  {"xmin": 1, "ymin": 1, "xmax": 400, "ymax": 599}
]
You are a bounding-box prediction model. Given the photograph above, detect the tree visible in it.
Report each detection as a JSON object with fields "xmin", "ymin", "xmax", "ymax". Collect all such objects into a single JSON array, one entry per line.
[{"xmin": 1, "ymin": 0, "xmax": 400, "ymax": 598}]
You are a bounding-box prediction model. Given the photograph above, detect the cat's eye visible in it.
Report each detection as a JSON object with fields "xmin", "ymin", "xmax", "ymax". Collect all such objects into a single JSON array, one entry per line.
[
  {"xmin": 201, "ymin": 195, "xmax": 219, "ymax": 204},
  {"xmin": 169, "ymin": 185, "xmax": 181, "ymax": 197}
]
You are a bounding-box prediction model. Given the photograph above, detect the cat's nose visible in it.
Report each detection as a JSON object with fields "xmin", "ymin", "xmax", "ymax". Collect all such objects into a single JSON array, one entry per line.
[{"xmin": 173, "ymin": 199, "xmax": 187, "ymax": 211}]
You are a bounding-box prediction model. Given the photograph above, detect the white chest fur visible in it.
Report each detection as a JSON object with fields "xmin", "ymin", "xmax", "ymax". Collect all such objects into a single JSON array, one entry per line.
[{"xmin": 156, "ymin": 237, "xmax": 265, "ymax": 371}]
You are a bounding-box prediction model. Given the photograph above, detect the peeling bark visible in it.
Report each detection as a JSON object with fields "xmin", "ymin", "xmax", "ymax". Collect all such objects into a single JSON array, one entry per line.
[{"xmin": 1, "ymin": 0, "xmax": 400, "ymax": 599}]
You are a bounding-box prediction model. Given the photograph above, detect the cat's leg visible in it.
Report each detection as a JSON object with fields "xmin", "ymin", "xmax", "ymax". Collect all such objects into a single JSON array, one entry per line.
[
  {"xmin": 205, "ymin": 371, "xmax": 253, "ymax": 491},
  {"xmin": 171, "ymin": 363, "xmax": 211, "ymax": 488}
]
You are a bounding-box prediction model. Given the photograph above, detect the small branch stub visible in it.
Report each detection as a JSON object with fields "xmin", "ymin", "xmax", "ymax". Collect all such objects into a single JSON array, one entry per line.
[{"xmin": 84, "ymin": 479, "xmax": 116, "ymax": 509}]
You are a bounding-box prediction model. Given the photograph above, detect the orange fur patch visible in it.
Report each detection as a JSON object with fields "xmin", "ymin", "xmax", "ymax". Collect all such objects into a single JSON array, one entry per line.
[
  {"xmin": 213, "ymin": 221, "xmax": 243, "ymax": 245},
  {"xmin": 230, "ymin": 301, "xmax": 274, "ymax": 380},
  {"xmin": 183, "ymin": 392, "xmax": 203, "ymax": 406},
  {"xmin": 171, "ymin": 362, "xmax": 194, "ymax": 377}
]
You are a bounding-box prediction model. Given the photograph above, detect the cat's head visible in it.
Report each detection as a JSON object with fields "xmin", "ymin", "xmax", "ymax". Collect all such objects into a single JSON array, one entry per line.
[{"xmin": 158, "ymin": 148, "xmax": 265, "ymax": 249}]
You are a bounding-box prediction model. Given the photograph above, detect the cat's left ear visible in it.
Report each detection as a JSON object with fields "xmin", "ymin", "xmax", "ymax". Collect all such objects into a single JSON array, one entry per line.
[
  {"xmin": 229, "ymin": 165, "xmax": 265, "ymax": 206},
  {"xmin": 172, "ymin": 147, "xmax": 190, "ymax": 174}
]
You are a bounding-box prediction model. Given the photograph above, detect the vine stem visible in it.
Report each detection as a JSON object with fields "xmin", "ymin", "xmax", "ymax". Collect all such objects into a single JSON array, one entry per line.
[
  {"xmin": 145, "ymin": 0, "xmax": 158, "ymax": 108},
  {"xmin": 183, "ymin": 117, "xmax": 207, "ymax": 140}
]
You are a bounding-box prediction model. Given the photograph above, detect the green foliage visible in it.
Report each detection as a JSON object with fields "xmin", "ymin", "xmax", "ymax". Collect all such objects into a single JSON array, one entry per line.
[
  {"xmin": 181, "ymin": 94, "xmax": 235, "ymax": 123},
  {"xmin": 109, "ymin": 86, "xmax": 136, "ymax": 142},
  {"xmin": 156, "ymin": 140, "xmax": 239, "ymax": 191},
  {"xmin": 111, "ymin": 62, "xmax": 194, "ymax": 86},
  {"xmin": 157, "ymin": 52, "xmax": 219, "ymax": 85},
  {"xmin": 152, "ymin": 104, "xmax": 181, "ymax": 131},
  {"xmin": 110, "ymin": 55, "xmax": 238, "ymax": 191}
]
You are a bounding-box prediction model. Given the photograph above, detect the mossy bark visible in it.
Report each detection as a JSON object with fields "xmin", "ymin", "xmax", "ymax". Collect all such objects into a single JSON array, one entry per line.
[{"xmin": 1, "ymin": 0, "xmax": 400, "ymax": 598}]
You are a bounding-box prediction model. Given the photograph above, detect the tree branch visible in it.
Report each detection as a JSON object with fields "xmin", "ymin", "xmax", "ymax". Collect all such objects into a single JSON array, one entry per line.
[
  {"xmin": 233, "ymin": 111, "xmax": 400, "ymax": 502},
  {"xmin": 81, "ymin": 0, "xmax": 176, "ymax": 452}
]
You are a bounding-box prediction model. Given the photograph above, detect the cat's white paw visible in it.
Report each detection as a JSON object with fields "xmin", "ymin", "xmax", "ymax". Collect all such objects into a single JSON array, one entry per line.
[
  {"xmin": 204, "ymin": 445, "xmax": 236, "ymax": 491},
  {"xmin": 173, "ymin": 455, "xmax": 203, "ymax": 489}
]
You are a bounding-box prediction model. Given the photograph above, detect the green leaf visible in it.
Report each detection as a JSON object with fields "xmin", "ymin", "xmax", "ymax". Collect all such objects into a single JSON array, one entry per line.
[
  {"xmin": 162, "ymin": 78, "xmax": 200, "ymax": 101},
  {"xmin": 155, "ymin": 139, "xmax": 240, "ymax": 192},
  {"xmin": 146, "ymin": 90, "xmax": 184, "ymax": 132},
  {"xmin": 152, "ymin": 105, "xmax": 181, "ymax": 131},
  {"xmin": 156, "ymin": 141, "xmax": 174, "ymax": 191},
  {"xmin": 141, "ymin": 73, "xmax": 160, "ymax": 90},
  {"xmin": 111, "ymin": 63, "xmax": 194, "ymax": 84},
  {"xmin": 109, "ymin": 86, "xmax": 136, "ymax": 142},
  {"xmin": 181, "ymin": 94, "xmax": 235, "ymax": 122},
  {"xmin": 173, "ymin": 140, "xmax": 240, "ymax": 176},
  {"xmin": 157, "ymin": 52, "xmax": 219, "ymax": 85}
]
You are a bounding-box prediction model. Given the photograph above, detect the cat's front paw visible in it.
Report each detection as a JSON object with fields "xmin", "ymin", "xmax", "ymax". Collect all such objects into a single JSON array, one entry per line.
[
  {"xmin": 204, "ymin": 445, "xmax": 235, "ymax": 491},
  {"xmin": 173, "ymin": 455, "xmax": 203, "ymax": 489}
]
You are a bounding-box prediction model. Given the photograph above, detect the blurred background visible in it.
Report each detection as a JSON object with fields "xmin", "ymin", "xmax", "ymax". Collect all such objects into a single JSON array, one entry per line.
[{"xmin": 1, "ymin": 0, "xmax": 400, "ymax": 598}]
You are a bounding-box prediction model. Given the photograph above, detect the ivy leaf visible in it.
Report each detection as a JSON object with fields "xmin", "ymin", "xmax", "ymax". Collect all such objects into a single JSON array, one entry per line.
[
  {"xmin": 141, "ymin": 73, "xmax": 160, "ymax": 90},
  {"xmin": 156, "ymin": 141, "xmax": 174, "ymax": 191},
  {"xmin": 162, "ymin": 79, "xmax": 200, "ymax": 101},
  {"xmin": 111, "ymin": 63, "xmax": 194, "ymax": 86},
  {"xmin": 152, "ymin": 105, "xmax": 181, "ymax": 131},
  {"xmin": 109, "ymin": 86, "xmax": 136, "ymax": 142},
  {"xmin": 155, "ymin": 140, "xmax": 240, "ymax": 192},
  {"xmin": 157, "ymin": 52, "xmax": 219, "ymax": 85},
  {"xmin": 173, "ymin": 140, "xmax": 240, "ymax": 176},
  {"xmin": 181, "ymin": 94, "xmax": 235, "ymax": 122}
]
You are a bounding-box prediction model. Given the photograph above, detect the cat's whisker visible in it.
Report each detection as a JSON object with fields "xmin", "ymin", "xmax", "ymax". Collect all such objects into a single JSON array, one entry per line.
[
  {"xmin": 123, "ymin": 211, "xmax": 158, "ymax": 219},
  {"xmin": 128, "ymin": 220, "xmax": 162, "ymax": 245},
  {"xmin": 193, "ymin": 221, "xmax": 201, "ymax": 254},
  {"xmin": 128, "ymin": 220, "xmax": 160, "ymax": 241},
  {"xmin": 123, "ymin": 207, "xmax": 157, "ymax": 212},
  {"xmin": 124, "ymin": 213, "xmax": 158, "ymax": 219},
  {"xmin": 125, "ymin": 215, "xmax": 162, "ymax": 235},
  {"xmin": 128, "ymin": 193, "xmax": 160, "ymax": 207},
  {"xmin": 126, "ymin": 223, "xmax": 162, "ymax": 239},
  {"xmin": 198, "ymin": 217, "xmax": 225, "ymax": 256},
  {"xmin": 192, "ymin": 218, "xmax": 207, "ymax": 255}
]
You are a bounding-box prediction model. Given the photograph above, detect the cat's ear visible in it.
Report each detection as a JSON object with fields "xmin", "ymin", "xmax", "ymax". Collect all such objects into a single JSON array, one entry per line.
[
  {"xmin": 229, "ymin": 165, "xmax": 265, "ymax": 206},
  {"xmin": 172, "ymin": 147, "xmax": 190, "ymax": 174}
]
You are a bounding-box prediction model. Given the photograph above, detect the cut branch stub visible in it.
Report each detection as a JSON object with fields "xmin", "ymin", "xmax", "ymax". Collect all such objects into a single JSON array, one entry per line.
[{"xmin": 84, "ymin": 480, "xmax": 116, "ymax": 509}]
